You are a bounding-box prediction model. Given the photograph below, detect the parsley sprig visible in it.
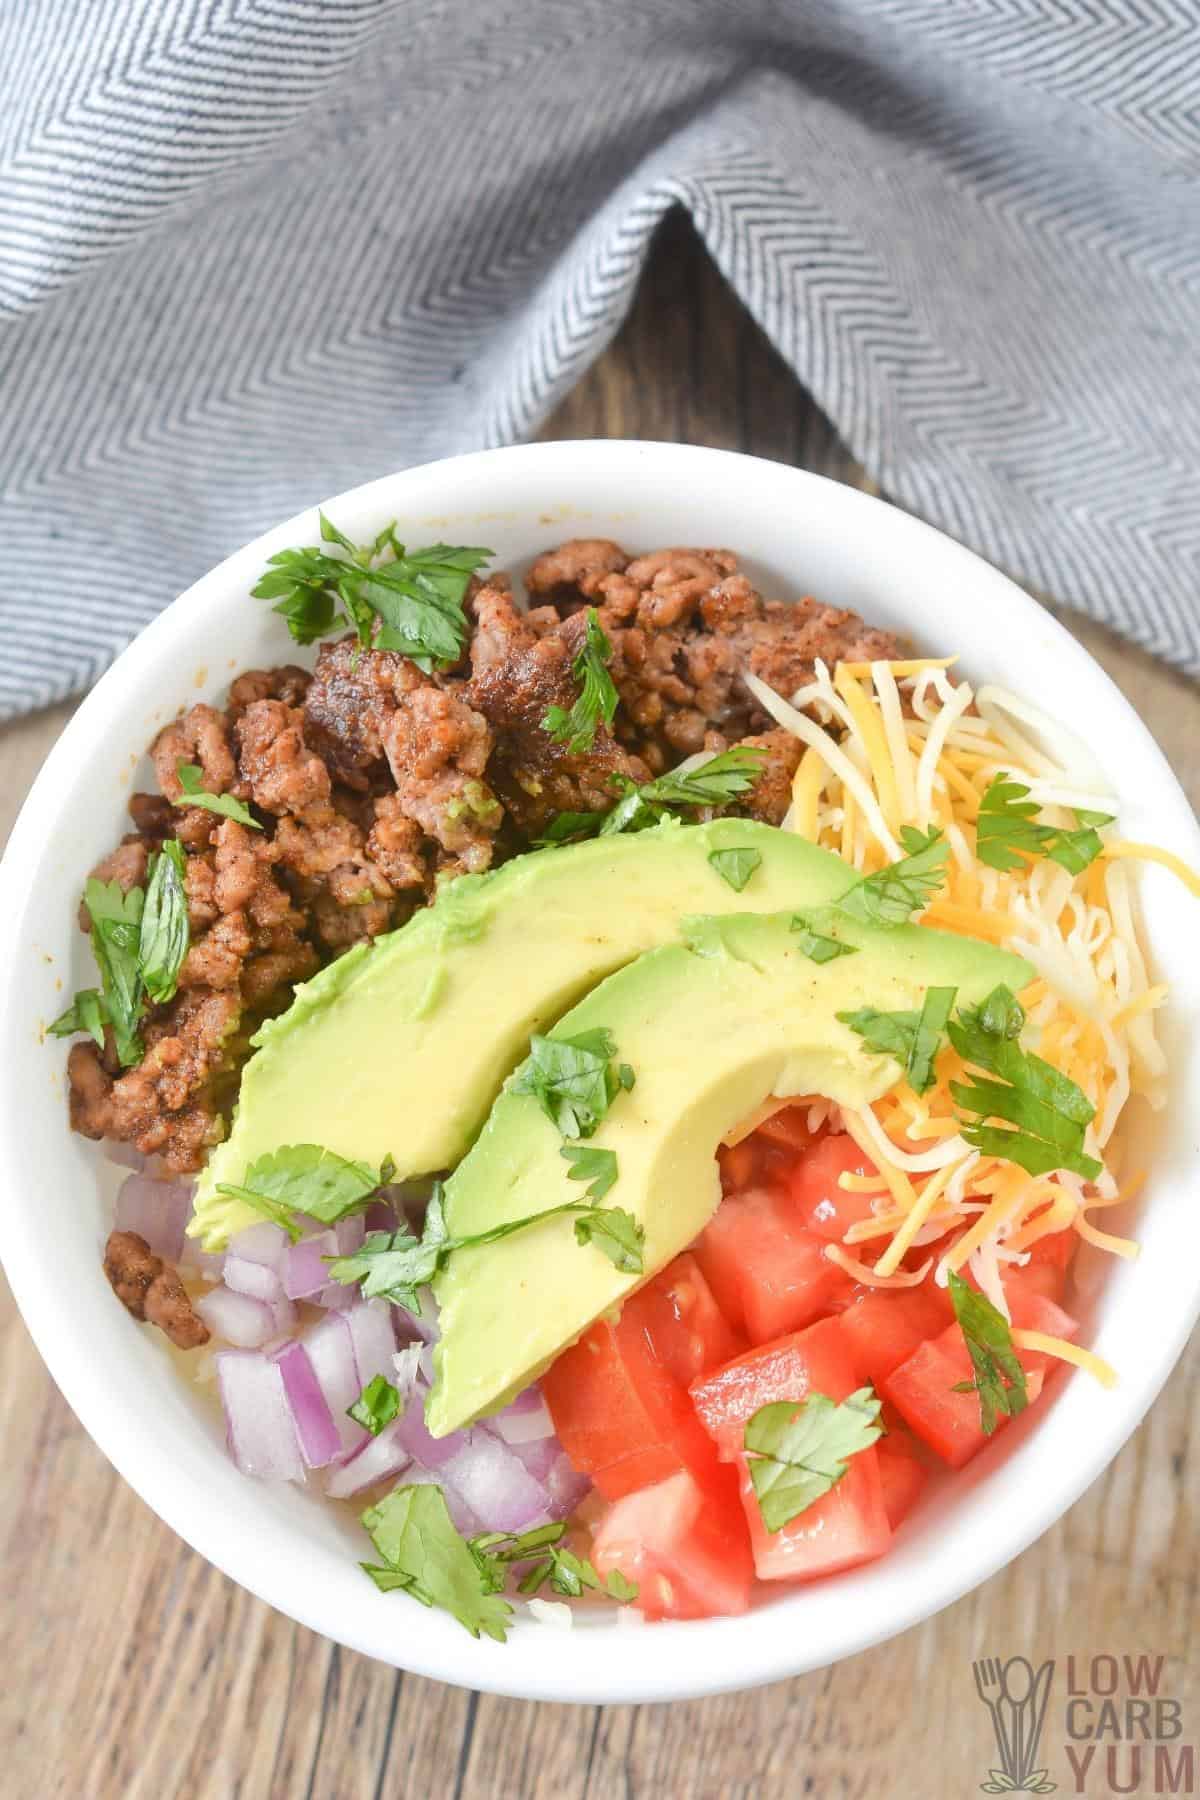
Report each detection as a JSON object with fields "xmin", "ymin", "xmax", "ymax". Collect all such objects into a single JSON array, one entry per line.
[
  {"xmin": 744, "ymin": 1388, "xmax": 883, "ymax": 1532},
  {"xmin": 837, "ymin": 826, "xmax": 950, "ymax": 927},
  {"xmin": 252, "ymin": 512, "xmax": 492, "ymax": 669},
  {"xmin": 536, "ymin": 746, "xmax": 767, "ymax": 845},
  {"xmin": 49, "ymin": 842, "xmax": 191, "ymax": 1066},
  {"xmin": 215, "ymin": 1143, "xmax": 395, "ymax": 1242},
  {"xmin": 949, "ymin": 985, "xmax": 1101, "ymax": 1179},
  {"xmin": 328, "ymin": 1178, "xmax": 644, "ymax": 1315},
  {"xmin": 976, "ymin": 775, "xmax": 1113, "ymax": 876},
  {"xmin": 541, "ymin": 608, "xmax": 618, "ymax": 754},
  {"xmin": 947, "ymin": 1269, "xmax": 1028, "ymax": 1434}
]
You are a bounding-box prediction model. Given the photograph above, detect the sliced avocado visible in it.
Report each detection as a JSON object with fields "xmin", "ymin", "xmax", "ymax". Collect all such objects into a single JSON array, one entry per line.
[
  {"xmin": 192, "ymin": 822, "xmax": 861, "ymax": 1247},
  {"xmin": 427, "ymin": 911, "xmax": 1032, "ymax": 1436}
]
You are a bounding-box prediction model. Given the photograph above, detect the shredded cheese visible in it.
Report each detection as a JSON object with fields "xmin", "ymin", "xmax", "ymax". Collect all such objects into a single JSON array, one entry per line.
[
  {"xmin": 1010, "ymin": 1331, "xmax": 1119, "ymax": 1389},
  {"xmin": 1102, "ymin": 841, "xmax": 1200, "ymax": 900}
]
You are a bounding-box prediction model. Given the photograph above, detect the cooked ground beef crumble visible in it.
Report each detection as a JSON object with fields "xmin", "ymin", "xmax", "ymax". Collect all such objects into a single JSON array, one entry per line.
[{"xmin": 68, "ymin": 539, "xmax": 901, "ymax": 1180}]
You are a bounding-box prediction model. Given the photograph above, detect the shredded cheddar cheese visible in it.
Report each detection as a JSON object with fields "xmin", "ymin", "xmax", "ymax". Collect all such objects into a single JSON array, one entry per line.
[{"xmin": 744, "ymin": 652, "xmax": 1198, "ymax": 1344}]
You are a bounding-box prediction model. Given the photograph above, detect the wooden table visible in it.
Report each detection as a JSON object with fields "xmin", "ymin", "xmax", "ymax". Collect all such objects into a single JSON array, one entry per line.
[{"xmin": 3, "ymin": 216, "xmax": 1197, "ymax": 1800}]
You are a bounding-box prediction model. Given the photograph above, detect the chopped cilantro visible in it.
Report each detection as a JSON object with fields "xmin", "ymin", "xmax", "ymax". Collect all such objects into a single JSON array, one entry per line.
[
  {"xmin": 175, "ymin": 762, "xmax": 261, "ymax": 828},
  {"xmin": 138, "ymin": 840, "xmax": 190, "ymax": 1004},
  {"xmin": 215, "ymin": 1144, "xmax": 393, "ymax": 1242},
  {"xmin": 560, "ymin": 1142, "xmax": 621, "ymax": 1204},
  {"xmin": 361, "ymin": 1485, "xmax": 512, "ymax": 1641},
  {"xmin": 349, "ymin": 1374, "xmax": 401, "ymax": 1436},
  {"xmin": 744, "ymin": 1388, "xmax": 883, "ymax": 1532},
  {"xmin": 976, "ymin": 774, "xmax": 1113, "ymax": 876},
  {"xmin": 511, "ymin": 1028, "xmax": 634, "ymax": 1140},
  {"xmin": 538, "ymin": 746, "xmax": 767, "ymax": 844},
  {"xmin": 838, "ymin": 985, "xmax": 957, "ymax": 1096},
  {"xmin": 542, "ymin": 608, "xmax": 618, "ymax": 754},
  {"xmin": 948, "ymin": 984, "xmax": 1101, "ymax": 1179},
  {"xmin": 947, "ymin": 1270, "xmax": 1028, "ymax": 1435},
  {"xmin": 791, "ymin": 912, "xmax": 859, "ymax": 964},
  {"xmin": 837, "ymin": 826, "xmax": 949, "ymax": 927},
  {"xmin": 473, "ymin": 1521, "xmax": 638, "ymax": 1605},
  {"xmin": 708, "ymin": 846, "xmax": 762, "ymax": 892}
]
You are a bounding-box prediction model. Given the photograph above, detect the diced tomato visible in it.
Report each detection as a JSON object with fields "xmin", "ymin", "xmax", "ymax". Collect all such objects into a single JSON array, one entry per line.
[
  {"xmin": 786, "ymin": 1132, "xmax": 880, "ymax": 1241},
  {"xmin": 837, "ymin": 1284, "xmax": 955, "ymax": 1388},
  {"xmin": 542, "ymin": 1253, "xmax": 740, "ymax": 1500},
  {"xmin": 882, "ymin": 1293, "xmax": 1076, "ymax": 1469},
  {"xmin": 1027, "ymin": 1229, "xmax": 1077, "ymax": 1270},
  {"xmin": 692, "ymin": 1188, "xmax": 853, "ymax": 1344},
  {"xmin": 717, "ymin": 1139, "xmax": 758, "ymax": 1194},
  {"xmin": 876, "ymin": 1433, "xmax": 928, "ymax": 1529},
  {"xmin": 753, "ymin": 1105, "xmax": 814, "ymax": 1153},
  {"xmin": 591, "ymin": 1468, "xmax": 755, "ymax": 1620},
  {"xmin": 690, "ymin": 1317, "xmax": 891, "ymax": 1582}
]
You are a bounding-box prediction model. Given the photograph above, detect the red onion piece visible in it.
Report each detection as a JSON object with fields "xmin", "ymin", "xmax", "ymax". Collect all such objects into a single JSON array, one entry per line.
[
  {"xmin": 399, "ymin": 1465, "xmax": 482, "ymax": 1536},
  {"xmin": 179, "ymin": 1235, "xmax": 225, "ymax": 1282},
  {"xmin": 114, "ymin": 1172, "xmax": 191, "ymax": 1262},
  {"xmin": 104, "ymin": 1141, "xmax": 148, "ymax": 1172},
  {"xmin": 393, "ymin": 1290, "xmax": 439, "ymax": 1344},
  {"xmin": 282, "ymin": 1230, "xmax": 338, "ymax": 1300},
  {"xmin": 440, "ymin": 1431, "xmax": 553, "ymax": 1533},
  {"xmin": 489, "ymin": 1389, "xmax": 555, "ymax": 1447},
  {"xmin": 217, "ymin": 1350, "xmax": 305, "ymax": 1482},
  {"xmin": 324, "ymin": 1417, "xmax": 413, "ymax": 1500},
  {"xmin": 315, "ymin": 1281, "xmax": 355, "ymax": 1310},
  {"xmin": 196, "ymin": 1286, "xmax": 277, "ymax": 1349},
  {"xmin": 228, "ymin": 1222, "xmax": 289, "ymax": 1272},
  {"xmin": 546, "ymin": 1451, "xmax": 591, "ymax": 1516},
  {"xmin": 334, "ymin": 1215, "xmax": 365, "ymax": 1256},
  {"xmin": 274, "ymin": 1340, "xmax": 341, "ymax": 1468},
  {"xmin": 344, "ymin": 1301, "xmax": 396, "ymax": 1389},
  {"xmin": 223, "ymin": 1254, "xmax": 285, "ymax": 1304},
  {"xmin": 391, "ymin": 1344, "xmax": 422, "ymax": 1408},
  {"xmin": 508, "ymin": 1436, "xmax": 560, "ymax": 1484},
  {"xmin": 392, "ymin": 1394, "xmax": 466, "ymax": 1470},
  {"xmin": 303, "ymin": 1313, "xmax": 365, "ymax": 1453},
  {"xmin": 365, "ymin": 1198, "xmax": 397, "ymax": 1234}
]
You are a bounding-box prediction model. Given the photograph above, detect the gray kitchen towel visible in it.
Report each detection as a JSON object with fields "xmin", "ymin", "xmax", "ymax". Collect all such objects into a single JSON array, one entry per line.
[{"xmin": 2, "ymin": 1, "xmax": 1198, "ymax": 720}]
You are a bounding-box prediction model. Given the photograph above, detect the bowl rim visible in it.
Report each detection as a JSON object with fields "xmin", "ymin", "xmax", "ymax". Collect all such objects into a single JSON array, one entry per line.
[{"xmin": 2, "ymin": 438, "xmax": 1199, "ymax": 1705}]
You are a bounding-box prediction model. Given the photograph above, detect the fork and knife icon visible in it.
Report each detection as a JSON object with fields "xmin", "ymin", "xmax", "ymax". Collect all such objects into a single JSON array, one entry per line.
[{"xmin": 972, "ymin": 1656, "xmax": 1057, "ymax": 1794}]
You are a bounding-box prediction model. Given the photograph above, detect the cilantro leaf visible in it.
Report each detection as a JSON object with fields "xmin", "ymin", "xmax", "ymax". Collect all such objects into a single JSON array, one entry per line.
[
  {"xmin": 948, "ymin": 984, "xmax": 1101, "ymax": 1179},
  {"xmin": 791, "ymin": 912, "xmax": 859, "ymax": 964},
  {"xmin": 349, "ymin": 1375, "xmax": 401, "ymax": 1436},
  {"xmin": 511, "ymin": 1029, "xmax": 633, "ymax": 1140},
  {"xmin": 542, "ymin": 608, "xmax": 619, "ymax": 754},
  {"xmin": 838, "ymin": 985, "xmax": 956, "ymax": 1096},
  {"xmin": 48, "ymin": 987, "xmax": 108, "ymax": 1050},
  {"xmin": 85, "ymin": 877, "xmax": 147, "ymax": 1066},
  {"xmin": 947, "ymin": 1270, "xmax": 1028, "ymax": 1435},
  {"xmin": 540, "ymin": 747, "xmax": 768, "ymax": 845},
  {"xmin": 708, "ymin": 846, "xmax": 762, "ymax": 893},
  {"xmin": 175, "ymin": 762, "xmax": 261, "ymax": 829},
  {"xmin": 216, "ymin": 1143, "xmax": 391, "ymax": 1241},
  {"xmin": 361, "ymin": 1484, "xmax": 513, "ymax": 1641},
  {"xmin": 837, "ymin": 826, "xmax": 949, "ymax": 927},
  {"xmin": 472, "ymin": 1522, "xmax": 638, "ymax": 1606},
  {"xmin": 560, "ymin": 1143, "xmax": 620, "ymax": 1204},
  {"xmin": 572, "ymin": 1193, "xmax": 643, "ymax": 1269},
  {"xmin": 252, "ymin": 515, "xmax": 492, "ymax": 668},
  {"xmin": 139, "ymin": 840, "xmax": 190, "ymax": 1004},
  {"xmin": 976, "ymin": 774, "xmax": 1113, "ymax": 876},
  {"xmin": 744, "ymin": 1388, "xmax": 883, "ymax": 1533}
]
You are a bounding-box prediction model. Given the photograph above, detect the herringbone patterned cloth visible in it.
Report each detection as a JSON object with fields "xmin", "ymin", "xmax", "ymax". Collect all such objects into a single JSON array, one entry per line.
[{"xmin": 2, "ymin": 1, "xmax": 1198, "ymax": 718}]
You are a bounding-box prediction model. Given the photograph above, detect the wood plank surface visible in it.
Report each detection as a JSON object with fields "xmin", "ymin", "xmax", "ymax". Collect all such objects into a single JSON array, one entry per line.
[{"xmin": 1, "ymin": 213, "xmax": 1196, "ymax": 1800}]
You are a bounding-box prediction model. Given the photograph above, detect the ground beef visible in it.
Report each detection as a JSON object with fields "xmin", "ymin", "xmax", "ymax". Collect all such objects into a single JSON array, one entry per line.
[
  {"xmin": 103, "ymin": 1230, "xmax": 210, "ymax": 1350},
  {"xmin": 66, "ymin": 554, "xmax": 900, "ymax": 1179}
]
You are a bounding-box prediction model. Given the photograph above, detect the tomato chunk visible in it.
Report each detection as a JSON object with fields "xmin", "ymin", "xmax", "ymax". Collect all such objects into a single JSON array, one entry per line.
[
  {"xmin": 786, "ymin": 1132, "xmax": 880, "ymax": 1241},
  {"xmin": 876, "ymin": 1433, "xmax": 929, "ymax": 1529},
  {"xmin": 591, "ymin": 1469, "xmax": 754, "ymax": 1620},
  {"xmin": 837, "ymin": 1284, "xmax": 955, "ymax": 1388},
  {"xmin": 882, "ymin": 1293, "xmax": 1076, "ymax": 1469},
  {"xmin": 692, "ymin": 1188, "xmax": 853, "ymax": 1344},
  {"xmin": 690, "ymin": 1318, "xmax": 891, "ymax": 1582},
  {"xmin": 542, "ymin": 1253, "xmax": 740, "ymax": 1500}
]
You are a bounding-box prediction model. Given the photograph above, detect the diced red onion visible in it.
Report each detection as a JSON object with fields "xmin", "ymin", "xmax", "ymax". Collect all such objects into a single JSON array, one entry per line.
[
  {"xmin": 282, "ymin": 1230, "xmax": 338, "ymax": 1300},
  {"xmin": 104, "ymin": 1141, "xmax": 148, "ymax": 1172},
  {"xmin": 274, "ymin": 1340, "xmax": 341, "ymax": 1468},
  {"xmin": 114, "ymin": 1172, "xmax": 192, "ymax": 1262},
  {"xmin": 217, "ymin": 1350, "xmax": 305, "ymax": 1482},
  {"xmin": 440, "ymin": 1431, "xmax": 553, "ymax": 1533},
  {"xmin": 315, "ymin": 1281, "xmax": 355, "ymax": 1311},
  {"xmin": 228, "ymin": 1221, "xmax": 289, "ymax": 1272},
  {"xmin": 489, "ymin": 1390, "xmax": 555, "ymax": 1446},
  {"xmin": 344, "ymin": 1301, "xmax": 396, "ymax": 1388},
  {"xmin": 334, "ymin": 1215, "xmax": 365, "ymax": 1256},
  {"xmin": 399, "ymin": 1465, "xmax": 482, "ymax": 1536},
  {"xmin": 418, "ymin": 1344, "xmax": 436, "ymax": 1386},
  {"xmin": 393, "ymin": 1289, "xmax": 439, "ymax": 1344},
  {"xmin": 196, "ymin": 1286, "xmax": 278, "ymax": 1349},
  {"xmin": 508, "ymin": 1436, "xmax": 561, "ymax": 1484},
  {"xmin": 365, "ymin": 1199, "xmax": 397, "ymax": 1233},
  {"xmin": 303, "ymin": 1313, "xmax": 365, "ymax": 1453},
  {"xmin": 267, "ymin": 1296, "xmax": 297, "ymax": 1339},
  {"xmin": 546, "ymin": 1451, "xmax": 591, "ymax": 1516},
  {"xmin": 179, "ymin": 1235, "xmax": 225, "ymax": 1282},
  {"xmin": 392, "ymin": 1344, "xmax": 422, "ymax": 1409},
  {"xmin": 392, "ymin": 1395, "xmax": 466, "ymax": 1470},
  {"xmin": 223, "ymin": 1254, "xmax": 285, "ymax": 1304},
  {"xmin": 324, "ymin": 1417, "xmax": 413, "ymax": 1500}
]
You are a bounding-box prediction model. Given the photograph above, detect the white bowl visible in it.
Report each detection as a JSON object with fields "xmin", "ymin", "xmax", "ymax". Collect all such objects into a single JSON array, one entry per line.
[{"xmin": 2, "ymin": 441, "xmax": 1197, "ymax": 1705}]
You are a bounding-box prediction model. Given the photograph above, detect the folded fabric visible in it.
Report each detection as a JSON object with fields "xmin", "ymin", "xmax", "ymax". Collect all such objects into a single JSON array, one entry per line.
[{"xmin": 1, "ymin": 0, "xmax": 1198, "ymax": 718}]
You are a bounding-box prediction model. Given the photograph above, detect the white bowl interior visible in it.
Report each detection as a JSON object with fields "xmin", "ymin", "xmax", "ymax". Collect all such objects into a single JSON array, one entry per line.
[{"xmin": 2, "ymin": 441, "xmax": 1198, "ymax": 1704}]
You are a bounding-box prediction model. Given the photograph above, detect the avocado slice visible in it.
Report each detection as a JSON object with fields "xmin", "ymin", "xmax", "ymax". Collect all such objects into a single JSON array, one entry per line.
[
  {"xmin": 427, "ymin": 911, "xmax": 1032, "ymax": 1436},
  {"xmin": 192, "ymin": 822, "xmax": 862, "ymax": 1248}
]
